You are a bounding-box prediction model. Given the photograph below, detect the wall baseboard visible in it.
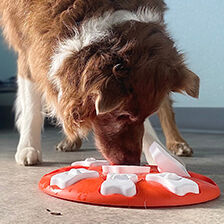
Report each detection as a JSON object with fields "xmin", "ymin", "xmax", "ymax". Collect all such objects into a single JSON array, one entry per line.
[
  {"xmin": 0, "ymin": 106, "xmax": 223, "ymax": 133},
  {"xmin": 150, "ymin": 107, "xmax": 224, "ymax": 133}
]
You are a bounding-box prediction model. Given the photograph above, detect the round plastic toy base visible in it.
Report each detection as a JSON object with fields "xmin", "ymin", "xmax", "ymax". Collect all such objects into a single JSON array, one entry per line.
[{"xmin": 39, "ymin": 165, "xmax": 220, "ymax": 208}]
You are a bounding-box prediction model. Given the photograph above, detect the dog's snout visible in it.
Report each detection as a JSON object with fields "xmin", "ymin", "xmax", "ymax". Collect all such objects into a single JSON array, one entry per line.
[{"xmin": 108, "ymin": 154, "xmax": 141, "ymax": 166}]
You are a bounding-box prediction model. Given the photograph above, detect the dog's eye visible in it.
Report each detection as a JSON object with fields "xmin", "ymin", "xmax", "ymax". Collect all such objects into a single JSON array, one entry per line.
[
  {"xmin": 117, "ymin": 114, "xmax": 130, "ymax": 121},
  {"xmin": 117, "ymin": 113, "xmax": 137, "ymax": 122}
]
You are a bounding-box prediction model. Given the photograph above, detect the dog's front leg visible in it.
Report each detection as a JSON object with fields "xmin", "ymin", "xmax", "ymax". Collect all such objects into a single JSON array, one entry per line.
[
  {"xmin": 157, "ymin": 96, "xmax": 193, "ymax": 156},
  {"xmin": 56, "ymin": 136, "xmax": 82, "ymax": 152},
  {"xmin": 15, "ymin": 55, "xmax": 43, "ymax": 165}
]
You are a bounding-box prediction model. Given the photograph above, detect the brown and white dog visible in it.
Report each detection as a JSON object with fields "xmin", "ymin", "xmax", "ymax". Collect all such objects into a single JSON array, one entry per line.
[{"xmin": 0, "ymin": 0, "xmax": 199, "ymax": 166}]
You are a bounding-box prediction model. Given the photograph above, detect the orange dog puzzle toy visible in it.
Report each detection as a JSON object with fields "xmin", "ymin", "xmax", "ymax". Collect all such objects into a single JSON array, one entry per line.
[{"xmin": 39, "ymin": 142, "xmax": 220, "ymax": 207}]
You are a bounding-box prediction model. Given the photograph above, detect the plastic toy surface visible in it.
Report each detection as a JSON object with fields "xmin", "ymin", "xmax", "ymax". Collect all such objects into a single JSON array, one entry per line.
[{"xmin": 39, "ymin": 142, "xmax": 220, "ymax": 207}]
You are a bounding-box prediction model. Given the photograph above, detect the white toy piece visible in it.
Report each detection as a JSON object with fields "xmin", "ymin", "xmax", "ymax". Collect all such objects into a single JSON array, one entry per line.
[
  {"xmin": 146, "ymin": 172, "xmax": 199, "ymax": 196},
  {"xmin": 149, "ymin": 142, "xmax": 190, "ymax": 177},
  {"xmin": 50, "ymin": 168, "xmax": 99, "ymax": 189},
  {"xmin": 107, "ymin": 173, "xmax": 139, "ymax": 183},
  {"xmin": 71, "ymin": 158, "xmax": 110, "ymax": 167},
  {"xmin": 102, "ymin": 165, "xmax": 151, "ymax": 175},
  {"xmin": 100, "ymin": 174, "xmax": 138, "ymax": 197},
  {"xmin": 54, "ymin": 141, "xmax": 191, "ymax": 195}
]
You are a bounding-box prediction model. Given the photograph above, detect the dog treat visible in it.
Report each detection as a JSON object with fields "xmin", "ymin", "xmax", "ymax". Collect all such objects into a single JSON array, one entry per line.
[
  {"xmin": 71, "ymin": 158, "xmax": 109, "ymax": 167},
  {"xmin": 146, "ymin": 172, "xmax": 199, "ymax": 196},
  {"xmin": 46, "ymin": 209, "xmax": 62, "ymax": 216},
  {"xmin": 149, "ymin": 142, "xmax": 190, "ymax": 177}
]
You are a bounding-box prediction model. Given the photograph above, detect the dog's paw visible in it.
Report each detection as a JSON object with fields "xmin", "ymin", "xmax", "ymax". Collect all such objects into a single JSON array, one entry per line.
[
  {"xmin": 167, "ymin": 142, "xmax": 193, "ymax": 157},
  {"xmin": 56, "ymin": 137, "xmax": 82, "ymax": 152},
  {"xmin": 15, "ymin": 147, "xmax": 42, "ymax": 166}
]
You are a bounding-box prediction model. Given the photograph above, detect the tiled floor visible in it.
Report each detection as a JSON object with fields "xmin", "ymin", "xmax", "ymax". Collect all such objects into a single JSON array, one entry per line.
[{"xmin": 0, "ymin": 128, "xmax": 223, "ymax": 224}]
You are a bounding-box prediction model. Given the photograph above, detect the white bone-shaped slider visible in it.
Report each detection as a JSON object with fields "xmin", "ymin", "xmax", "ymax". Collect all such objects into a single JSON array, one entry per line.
[
  {"xmin": 71, "ymin": 158, "xmax": 110, "ymax": 167},
  {"xmin": 149, "ymin": 142, "xmax": 190, "ymax": 177},
  {"xmin": 50, "ymin": 168, "xmax": 99, "ymax": 189},
  {"xmin": 146, "ymin": 172, "xmax": 199, "ymax": 196},
  {"xmin": 100, "ymin": 174, "xmax": 138, "ymax": 197},
  {"xmin": 102, "ymin": 165, "xmax": 151, "ymax": 175}
]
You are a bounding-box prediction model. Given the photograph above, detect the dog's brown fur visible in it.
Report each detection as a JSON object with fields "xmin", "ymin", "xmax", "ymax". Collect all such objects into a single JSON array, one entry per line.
[{"xmin": 0, "ymin": 0, "xmax": 199, "ymax": 165}]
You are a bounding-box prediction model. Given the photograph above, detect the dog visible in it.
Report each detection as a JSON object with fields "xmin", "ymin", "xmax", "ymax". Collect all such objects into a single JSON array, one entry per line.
[{"xmin": 0, "ymin": 0, "xmax": 199, "ymax": 166}]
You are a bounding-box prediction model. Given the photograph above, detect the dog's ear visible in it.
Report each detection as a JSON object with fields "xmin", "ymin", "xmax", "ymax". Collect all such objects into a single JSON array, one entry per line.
[
  {"xmin": 95, "ymin": 77, "xmax": 127, "ymax": 115},
  {"xmin": 171, "ymin": 67, "xmax": 200, "ymax": 98},
  {"xmin": 81, "ymin": 53, "xmax": 130, "ymax": 115},
  {"xmin": 95, "ymin": 62, "xmax": 130, "ymax": 115}
]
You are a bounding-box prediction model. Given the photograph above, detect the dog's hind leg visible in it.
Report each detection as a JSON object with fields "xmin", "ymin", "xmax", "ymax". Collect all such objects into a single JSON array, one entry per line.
[
  {"xmin": 15, "ymin": 53, "xmax": 43, "ymax": 165},
  {"xmin": 157, "ymin": 96, "xmax": 193, "ymax": 157}
]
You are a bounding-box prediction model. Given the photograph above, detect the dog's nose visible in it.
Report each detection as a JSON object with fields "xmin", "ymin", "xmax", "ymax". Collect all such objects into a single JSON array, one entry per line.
[{"xmin": 108, "ymin": 156, "xmax": 141, "ymax": 166}]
